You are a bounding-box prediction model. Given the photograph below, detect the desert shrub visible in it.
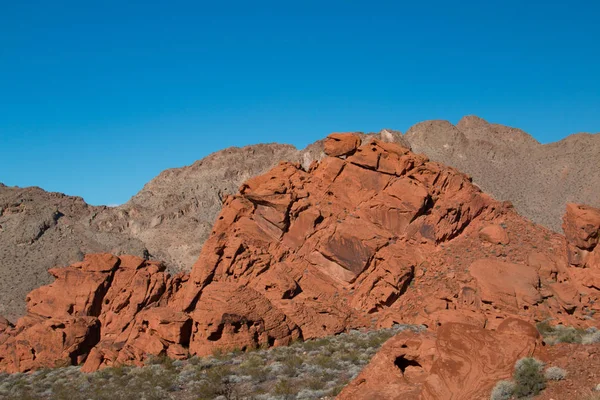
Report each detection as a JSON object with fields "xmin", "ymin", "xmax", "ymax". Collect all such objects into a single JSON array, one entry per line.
[
  {"xmin": 187, "ymin": 355, "xmax": 201, "ymax": 365},
  {"xmin": 536, "ymin": 323, "xmax": 591, "ymax": 344},
  {"xmin": 239, "ymin": 355, "xmax": 269, "ymax": 382},
  {"xmin": 328, "ymin": 383, "xmax": 346, "ymax": 397},
  {"xmin": 273, "ymin": 378, "xmax": 296, "ymax": 399},
  {"xmin": 312, "ymin": 353, "xmax": 339, "ymax": 369},
  {"xmin": 282, "ymin": 353, "xmax": 303, "ymax": 377},
  {"xmin": 302, "ymin": 375, "xmax": 326, "ymax": 391},
  {"xmin": 195, "ymin": 364, "xmax": 234, "ymax": 397},
  {"xmin": 583, "ymin": 330, "xmax": 600, "ymax": 344},
  {"xmin": 544, "ymin": 366, "xmax": 567, "ymax": 381},
  {"xmin": 536, "ymin": 320, "xmax": 554, "ymax": 336},
  {"xmin": 302, "ymin": 337, "xmax": 331, "ymax": 352},
  {"xmin": 339, "ymin": 349, "xmax": 361, "ymax": 363},
  {"xmin": 555, "ymin": 326, "xmax": 583, "ymax": 343},
  {"xmin": 211, "ymin": 347, "xmax": 235, "ymax": 361},
  {"xmin": 297, "ymin": 388, "xmax": 327, "ymax": 399},
  {"xmin": 366, "ymin": 332, "xmax": 392, "ymax": 348},
  {"xmin": 513, "ymin": 357, "xmax": 546, "ymax": 398},
  {"xmin": 490, "ymin": 380, "xmax": 515, "ymax": 400}
]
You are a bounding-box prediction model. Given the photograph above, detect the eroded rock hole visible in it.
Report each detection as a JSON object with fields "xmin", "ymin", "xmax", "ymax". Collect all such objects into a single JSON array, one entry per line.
[
  {"xmin": 314, "ymin": 215, "xmax": 324, "ymax": 226},
  {"xmin": 394, "ymin": 356, "xmax": 422, "ymax": 374}
]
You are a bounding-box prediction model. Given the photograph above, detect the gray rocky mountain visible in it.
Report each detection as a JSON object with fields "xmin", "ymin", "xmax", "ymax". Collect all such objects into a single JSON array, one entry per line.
[{"xmin": 405, "ymin": 116, "xmax": 600, "ymax": 232}]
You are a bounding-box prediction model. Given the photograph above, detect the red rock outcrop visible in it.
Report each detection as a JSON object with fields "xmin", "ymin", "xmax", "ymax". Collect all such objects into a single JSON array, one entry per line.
[
  {"xmin": 563, "ymin": 203, "xmax": 600, "ymax": 268},
  {"xmin": 479, "ymin": 223, "xmax": 510, "ymax": 244},
  {"xmin": 323, "ymin": 132, "xmax": 361, "ymax": 156},
  {"xmin": 0, "ymin": 317, "xmax": 12, "ymax": 334},
  {"xmin": 338, "ymin": 318, "xmax": 541, "ymax": 400},
  {"xmin": 0, "ymin": 254, "xmax": 184, "ymax": 372},
  {"xmin": 1, "ymin": 133, "xmax": 599, "ymax": 373}
]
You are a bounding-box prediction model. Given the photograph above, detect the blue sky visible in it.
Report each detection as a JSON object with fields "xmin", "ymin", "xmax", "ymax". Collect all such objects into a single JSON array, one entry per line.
[{"xmin": 1, "ymin": 1, "xmax": 599, "ymax": 206}]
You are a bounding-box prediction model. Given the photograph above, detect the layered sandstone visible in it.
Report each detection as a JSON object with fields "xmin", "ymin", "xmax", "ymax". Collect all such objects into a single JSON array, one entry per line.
[
  {"xmin": 338, "ymin": 318, "xmax": 541, "ymax": 400},
  {"xmin": 1, "ymin": 134, "xmax": 599, "ymax": 374}
]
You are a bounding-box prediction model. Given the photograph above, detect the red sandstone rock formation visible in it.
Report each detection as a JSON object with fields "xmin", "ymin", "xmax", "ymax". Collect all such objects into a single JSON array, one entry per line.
[
  {"xmin": 563, "ymin": 203, "xmax": 600, "ymax": 268},
  {"xmin": 1, "ymin": 134, "xmax": 599, "ymax": 373},
  {"xmin": 338, "ymin": 318, "xmax": 541, "ymax": 400}
]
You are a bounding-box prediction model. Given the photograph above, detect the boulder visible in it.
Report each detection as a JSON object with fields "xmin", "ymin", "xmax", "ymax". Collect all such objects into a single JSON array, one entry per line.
[
  {"xmin": 563, "ymin": 203, "xmax": 600, "ymax": 251},
  {"xmin": 469, "ymin": 259, "xmax": 542, "ymax": 311},
  {"xmin": 0, "ymin": 316, "xmax": 100, "ymax": 373},
  {"xmin": 339, "ymin": 319, "xmax": 540, "ymax": 400},
  {"xmin": 479, "ymin": 224, "xmax": 510, "ymax": 244},
  {"xmin": 323, "ymin": 133, "xmax": 361, "ymax": 157},
  {"xmin": 338, "ymin": 329, "xmax": 437, "ymax": 399},
  {"xmin": 563, "ymin": 203, "xmax": 600, "ymax": 269},
  {"xmin": 189, "ymin": 283, "xmax": 301, "ymax": 355}
]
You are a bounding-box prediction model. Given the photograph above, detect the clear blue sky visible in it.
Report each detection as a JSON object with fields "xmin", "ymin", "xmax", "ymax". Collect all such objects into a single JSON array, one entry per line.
[{"xmin": 1, "ymin": 1, "xmax": 599, "ymax": 206}]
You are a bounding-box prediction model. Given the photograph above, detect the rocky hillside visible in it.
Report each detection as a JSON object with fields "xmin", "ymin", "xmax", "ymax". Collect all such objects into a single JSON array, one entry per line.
[
  {"xmin": 406, "ymin": 115, "xmax": 600, "ymax": 232},
  {"xmin": 0, "ymin": 131, "xmax": 401, "ymax": 320},
  {"xmin": 0, "ymin": 144, "xmax": 313, "ymax": 320},
  {"xmin": 1, "ymin": 135, "xmax": 598, "ymax": 386},
  {"xmin": 0, "ymin": 118, "xmax": 598, "ymax": 321},
  {"xmin": 0, "ymin": 186, "xmax": 147, "ymax": 320}
]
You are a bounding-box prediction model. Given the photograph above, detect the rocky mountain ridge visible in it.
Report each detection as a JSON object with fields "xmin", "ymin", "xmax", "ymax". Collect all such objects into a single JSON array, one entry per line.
[{"xmin": 1, "ymin": 117, "xmax": 598, "ymax": 321}]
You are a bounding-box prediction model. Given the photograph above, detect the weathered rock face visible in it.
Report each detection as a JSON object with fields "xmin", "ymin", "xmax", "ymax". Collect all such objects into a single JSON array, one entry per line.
[
  {"xmin": 0, "ymin": 131, "xmax": 405, "ymax": 321},
  {"xmin": 3, "ymin": 119, "xmax": 599, "ymax": 322},
  {"xmin": 562, "ymin": 203, "xmax": 600, "ymax": 292},
  {"xmin": 563, "ymin": 203, "xmax": 600, "ymax": 266},
  {"xmin": 1, "ymin": 134, "xmax": 599, "ymax": 373},
  {"xmin": 338, "ymin": 318, "xmax": 541, "ymax": 400},
  {"xmin": 405, "ymin": 116, "xmax": 600, "ymax": 233},
  {"xmin": 0, "ymin": 254, "xmax": 182, "ymax": 372},
  {"xmin": 174, "ymin": 137, "xmax": 503, "ymax": 339}
]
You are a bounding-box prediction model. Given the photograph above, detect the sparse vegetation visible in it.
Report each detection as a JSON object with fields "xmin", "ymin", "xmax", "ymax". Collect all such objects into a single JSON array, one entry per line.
[
  {"xmin": 490, "ymin": 357, "xmax": 548, "ymax": 399},
  {"xmin": 0, "ymin": 324, "xmax": 423, "ymax": 400},
  {"xmin": 513, "ymin": 357, "xmax": 546, "ymax": 398},
  {"xmin": 490, "ymin": 380, "xmax": 515, "ymax": 400},
  {"xmin": 536, "ymin": 321, "xmax": 599, "ymax": 345},
  {"xmin": 544, "ymin": 366, "xmax": 567, "ymax": 381},
  {"xmin": 583, "ymin": 329, "xmax": 600, "ymax": 345}
]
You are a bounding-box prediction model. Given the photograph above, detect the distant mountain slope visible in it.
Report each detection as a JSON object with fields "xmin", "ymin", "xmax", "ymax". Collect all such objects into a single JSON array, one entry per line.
[
  {"xmin": 91, "ymin": 143, "xmax": 303, "ymax": 271},
  {"xmin": 0, "ymin": 186, "xmax": 147, "ymax": 320},
  {"xmin": 405, "ymin": 115, "xmax": 600, "ymax": 231},
  {"xmin": 0, "ymin": 118, "xmax": 598, "ymax": 320}
]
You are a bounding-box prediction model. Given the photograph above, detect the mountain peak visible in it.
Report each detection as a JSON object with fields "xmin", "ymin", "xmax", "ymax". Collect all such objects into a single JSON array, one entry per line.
[{"xmin": 457, "ymin": 115, "xmax": 539, "ymax": 147}]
